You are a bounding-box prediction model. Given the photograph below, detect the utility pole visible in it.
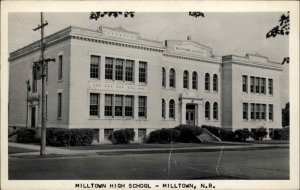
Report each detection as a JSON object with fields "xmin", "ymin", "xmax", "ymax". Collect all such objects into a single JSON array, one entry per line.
[{"xmin": 33, "ymin": 12, "xmax": 55, "ymax": 157}]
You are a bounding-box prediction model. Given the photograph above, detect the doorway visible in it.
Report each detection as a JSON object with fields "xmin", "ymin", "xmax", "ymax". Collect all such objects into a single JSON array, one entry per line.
[
  {"xmin": 186, "ymin": 104, "xmax": 196, "ymax": 125},
  {"xmin": 31, "ymin": 106, "xmax": 36, "ymax": 128}
]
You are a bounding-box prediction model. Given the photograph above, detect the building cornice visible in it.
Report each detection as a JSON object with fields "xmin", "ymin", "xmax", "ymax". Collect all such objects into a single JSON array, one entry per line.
[
  {"xmin": 163, "ymin": 52, "xmax": 222, "ymax": 65},
  {"xmin": 223, "ymin": 61, "xmax": 282, "ymax": 71}
]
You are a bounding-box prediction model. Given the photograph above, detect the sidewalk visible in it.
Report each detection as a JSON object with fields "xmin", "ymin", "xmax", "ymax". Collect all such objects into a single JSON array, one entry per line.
[{"xmin": 8, "ymin": 142, "xmax": 289, "ymax": 158}]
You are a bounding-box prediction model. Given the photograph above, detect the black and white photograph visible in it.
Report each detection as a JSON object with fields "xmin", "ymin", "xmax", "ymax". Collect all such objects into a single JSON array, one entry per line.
[{"xmin": 1, "ymin": 1, "xmax": 299, "ymax": 190}]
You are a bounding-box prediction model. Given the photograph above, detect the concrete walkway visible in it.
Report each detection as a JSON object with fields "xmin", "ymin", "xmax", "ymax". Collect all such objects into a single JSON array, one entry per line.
[{"xmin": 8, "ymin": 142, "xmax": 289, "ymax": 157}]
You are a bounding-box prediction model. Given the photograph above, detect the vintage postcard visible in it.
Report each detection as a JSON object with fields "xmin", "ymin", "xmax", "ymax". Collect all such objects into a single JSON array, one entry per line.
[{"xmin": 1, "ymin": 1, "xmax": 299, "ymax": 190}]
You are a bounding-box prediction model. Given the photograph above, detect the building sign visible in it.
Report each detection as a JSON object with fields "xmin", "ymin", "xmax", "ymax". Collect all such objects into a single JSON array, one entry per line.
[{"xmin": 174, "ymin": 42, "xmax": 209, "ymax": 57}]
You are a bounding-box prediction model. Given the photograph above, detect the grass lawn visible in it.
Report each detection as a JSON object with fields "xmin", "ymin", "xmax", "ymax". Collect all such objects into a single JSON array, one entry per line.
[
  {"xmin": 8, "ymin": 146, "xmax": 39, "ymax": 154},
  {"xmin": 61, "ymin": 142, "xmax": 249, "ymax": 151}
]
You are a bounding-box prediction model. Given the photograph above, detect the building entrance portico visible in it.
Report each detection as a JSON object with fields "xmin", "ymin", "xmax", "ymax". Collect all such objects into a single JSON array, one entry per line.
[{"xmin": 180, "ymin": 94, "xmax": 203, "ymax": 126}]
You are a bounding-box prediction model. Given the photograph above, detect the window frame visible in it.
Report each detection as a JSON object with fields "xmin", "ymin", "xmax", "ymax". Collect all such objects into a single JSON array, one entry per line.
[
  {"xmin": 243, "ymin": 103, "xmax": 248, "ymax": 120},
  {"xmin": 213, "ymin": 102, "xmax": 218, "ymax": 120},
  {"xmin": 90, "ymin": 55, "xmax": 100, "ymax": 79},
  {"xmin": 169, "ymin": 99, "xmax": 175, "ymax": 119},
  {"xmin": 205, "ymin": 73, "xmax": 210, "ymax": 91},
  {"xmin": 162, "ymin": 99, "xmax": 166, "ymax": 119},
  {"xmin": 138, "ymin": 96, "xmax": 147, "ymax": 118},
  {"xmin": 169, "ymin": 68, "xmax": 176, "ymax": 88},
  {"xmin": 192, "ymin": 71, "xmax": 198, "ymax": 90},
  {"xmin": 183, "ymin": 70, "xmax": 189, "ymax": 89},
  {"xmin": 213, "ymin": 74, "xmax": 218, "ymax": 92},
  {"xmin": 205, "ymin": 101, "xmax": 210, "ymax": 120},
  {"xmin": 139, "ymin": 61, "xmax": 147, "ymax": 83},
  {"xmin": 242, "ymin": 75, "xmax": 248, "ymax": 93},
  {"xmin": 57, "ymin": 92, "xmax": 62, "ymax": 118},
  {"xmin": 105, "ymin": 57, "xmax": 114, "ymax": 80},
  {"xmin": 162, "ymin": 67, "xmax": 166, "ymax": 87}
]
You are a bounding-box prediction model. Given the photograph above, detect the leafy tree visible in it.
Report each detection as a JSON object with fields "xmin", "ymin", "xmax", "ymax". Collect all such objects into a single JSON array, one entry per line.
[
  {"xmin": 266, "ymin": 12, "xmax": 289, "ymax": 64},
  {"xmin": 282, "ymin": 102, "xmax": 290, "ymax": 127},
  {"xmin": 189, "ymin": 12, "xmax": 205, "ymax": 18},
  {"xmin": 90, "ymin": 12, "xmax": 135, "ymax": 20}
]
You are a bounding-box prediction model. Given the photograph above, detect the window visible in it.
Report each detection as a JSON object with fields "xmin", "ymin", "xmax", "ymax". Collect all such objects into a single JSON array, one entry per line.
[
  {"xmin": 183, "ymin": 70, "xmax": 189, "ymax": 89},
  {"xmin": 139, "ymin": 61, "xmax": 147, "ymax": 83},
  {"xmin": 250, "ymin": 76, "xmax": 255, "ymax": 93},
  {"xmin": 169, "ymin": 68, "xmax": 176, "ymax": 88},
  {"xmin": 89, "ymin": 93, "xmax": 99, "ymax": 116},
  {"xmin": 205, "ymin": 102, "xmax": 210, "ymax": 119},
  {"xmin": 32, "ymin": 67, "xmax": 37, "ymax": 93},
  {"xmin": 205, "ymin": 73, "xmax": 210, "ymax": 91},
  {"xmin": 192, "ymin": 72, "xmax": 198, "ymax": 90},
  {"xmin": 243, "ymin": 103, "xmax": 248, "ymax": 120},
  {"xmin": 250, "ymin": 103, "xmax": 255, "ymax": 119},
  {"xmin": 162, "ymin": 99, "xmax": 166, "ymax": 119},
  {"xmin": 242, "ymin": 75, "xmax": 248, "ymax": 92},
  {"xmin": 162, "ymin": 67, "xmax": 166, "ymax": 87},
  {"xmin": 46, "ymin": 94, "xmax": 48, "ymax": 117},
  {"xmin": 105, "ymin": 57, "xmax": 114, "ymax": 80},
  {"xmin": 138, "ymin": 129, "xmax": 146, "ymax": 141},
  {"xmin": 213, "ymin": 102, "xmax": 218, "ymax": 120},
  {"xmin": 115, "ymin": 95, "xmax": 123, "ymax": 116},
  {"xmin": 104, "ymin": 129, "xmax": 113, "ymax": 140},
  {"xmin": 255, "ymin": 77, "xmax": 260, "ymax": 93},
  {"xmin": 261, "ymin": 104, "xmax": 266, "ymax": 120},
  {"xmin": 115, "ymin": 59, "xmax": 124, "ymax": 81},
  {"xmin": 125, "ymin": 96, "xmax": 134, "ymax": 117},
  {"xmin": 104, "ymin": 94, "xmax": 113, "ymax": 116},
  {"xmin": 125, "ymin": 60, "xmax": 134, "ymax": 82},
  {"xmin": 261, "ymin": 78, "xmax": 266, "ymax": 94},
  {"xmin": 58, "ymin": 55, "xmax": 63, "ymax": 80},
  {"xmin": 269, "ymin": 104, "xmax": 273, "ymax": 120},
  {"xmin": 138, "ymin": 96, "xmax": 147, "ymax": 118},
  {"xmin": 169, "ymin": 99, "xmax": 175, "ymax": 119},
  {"xmin": 57, "ymin": 93, "xmax": 62, "ymax": 118},
  {"xmin": 255, "ymin": 104, "xmax": 260, "ymax": 120},
  {"xmin": 90, "ymin": 55, "xmax": 100, "ymax": 79},
  {"xmin": 268, "ymin": 79, "xmax": 273, "ymax": 95},
  {"xmin": 213, "ymin": 74, "xmax": 218, "ymax": 91}
]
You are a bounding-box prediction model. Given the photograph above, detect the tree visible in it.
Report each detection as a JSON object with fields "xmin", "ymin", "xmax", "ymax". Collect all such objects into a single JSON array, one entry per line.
[
  {"xmin": 282, "ymin": 102, "xmax": 290, "ymax": 127},
  {"xmin": 90, "ymin": 12, "xmax": 135, "ymax": 20},
  {"xmin": 266, "ymin": 12, "xmax": 289, "ymax": 64}
]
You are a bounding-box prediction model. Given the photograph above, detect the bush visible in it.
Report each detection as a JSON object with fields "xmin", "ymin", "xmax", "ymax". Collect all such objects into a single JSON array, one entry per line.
[
  {"xmin": 174, "ymin": 125, "xmax": 203, "ymax": 143},
  {"xmin": 252, "ymin": 127, "xmax": 268, "ymax": 140},
  {"xmin": 234, "ymin": 129, "xmax": 251, "ymax": 141},
  {"xmin": 46, "ymin": 128, "xmax": 95, "ymax": 146},
  {"xmin": 147, "ymin": 128, "xmax": 180, "ymax": 144},
  {"xmin": 17, "ymin": 128, "xmax": 39, "ymax": 143},
  {"xmin": 270, "ymin": 127, "xmax": 289, "ymax": 140},
  {"xmin": 110, "ymin": 129, "xmax": 135, "ymax": 144}
]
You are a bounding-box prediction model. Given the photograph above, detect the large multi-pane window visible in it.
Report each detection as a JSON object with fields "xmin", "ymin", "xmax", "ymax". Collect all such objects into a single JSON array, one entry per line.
[
  {"xmin": 192, "ymin": 71, "xmax": 198, "ymax": 90},
  {"xmin": 242, "ymin": 75, "xmax": 248, "ymax": 92},
  {"xmin": 58, "ymin": 55, "xmax": 63, "ymax": 80},
  {"xmin": 250, "ymin": 76, "xmax": 255, "ymax": 93},
  {"xmin": 162, "ymin": 67, "xmax": 166, "ymax": 87},
  {"xmin": 169, "ymin": 99, "xmax": 175, "ymax": 119},
  {"xmin": 205, "ymin": 73, "xmax": 210, "ymax": 91},
  {"xmin": 139, "ymin": 61, "xmax": 147, "ymax": 83},
  {"xmin": 115, "ymin": 95, "xmax": 123, "ymax": 116},
  {"xmin": 125, "ymin": 60, "xmax": 134, "ymax": 82},
  {"xmin": 255, "ymin": 104, "xmax": 260, "ymax": 120},
  {"xmin": 261, "ymin": 104, "xmax": 266, "ymax": 120},
  {"xmin": 205, "ymin": 102, "xmax": 210, "ymax": 119},
  {"xmin": 104, "ymin": 94, "xmax": 113, "ymax": 116},
  {"xmin": 169, "ymin": 68, "xmax": 176, "ymax": 88},
  {"xmin": 213, "ymin": 74, "xmax": 218, "ymax": 91},
  {"xmin": 269, "ymin": 104, "xmax": 273, "ymax": 120},
  {"xmin": 250, "ymin": 103, "xmax": 255, "ymax": 119},
  {"xmin": 213, "ymin": 102, "xmax": 218, "ymax": 120},
  {"xmin": 57, "ymin": 93, "xmax": 62, "ymax": 118},
  {"xmin": 255, "ymin": 77, "xmax": 260, "ymax": 93},
  {"xmin": 32, "ymin": 69, "xmax": 37, "ymax": 93},
  {"xmin": 268, "ymin": 79, "xmax": 273, "ymax": 95},
  {"xmin": 261, "ymin": 78, "xmax": 266, "ymax": 94},
  {"xmin": 138, "ymin": 96, "xmax": 147, "ymax": 118},
  {"xmin": 162, "ymin": 99, "xmax": 166, "ymax": 119},
  {"xmin": 115, "ymin": 59, "xmax": 124, "ymax": 81},
  {"xmin": 125, "ymin": 96, "xmax": 134, "ymax": 117},
  {"xmin": 243, "ymin": 103, "xmax": 248, "ymax": 120},
  {"xmin": 105, "ymin": 57, "xmax": 114, "ymax": 79},
  {"xmin": 183, "ymin": 70, "xmax": 189, "ymax": 89},
  {"xmin": 89, "ymin": 93, "xmax": 99, "ymax": 116},
  {"xmin": 90, "ymin": 55, "xmax": 100, "ymax": 79}
]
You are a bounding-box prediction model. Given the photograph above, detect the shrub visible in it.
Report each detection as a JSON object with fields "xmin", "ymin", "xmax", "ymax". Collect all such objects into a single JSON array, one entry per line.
[
  {"xmin": 174, "ymin": 125, "xmax": 203, "ymax": 143},
  {"xmin": 234, "ymin": 129, "xmax": 251, "ymax": 141},
  {"xmin": 270, "ymin": 127, "xmax": 289, "ymax": 140},
  {"xmin": 252, "ymin": 127, "xmax": 268, "ymax": 140},
  {"xmin": 147, "ymin": 128, "xmax": 180, "ymax": 143},
  {"xmin": 110, "ymin": 129, "xmax": 135, "ymax": 144},
  {"xmin": 17, "ymin": 128, "xmax": 39, "ymax": 143},
  {"xmin": 46, "ymin": 128, "xmax": 95, "ymax": 146}
]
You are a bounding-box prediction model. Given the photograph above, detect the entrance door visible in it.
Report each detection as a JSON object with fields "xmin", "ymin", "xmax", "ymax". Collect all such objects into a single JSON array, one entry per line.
[
  {"xmin": 31, "ymin": 107, "xmax": 36, "ymax": 128},
  {"xmin": 186, "ymin": 104, "xmax": 196, "ymax": 125}
]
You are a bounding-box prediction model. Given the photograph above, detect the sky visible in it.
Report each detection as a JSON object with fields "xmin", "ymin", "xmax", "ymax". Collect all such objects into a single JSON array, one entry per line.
[{"xmin": 8, "ymin": 12, "xmax": 289, "ymax": 106}]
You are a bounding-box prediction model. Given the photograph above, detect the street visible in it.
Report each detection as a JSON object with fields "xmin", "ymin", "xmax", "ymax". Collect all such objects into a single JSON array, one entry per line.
[{"xmin": 9, "ymin": 148, "xmax": 289, "ymax": 180}]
